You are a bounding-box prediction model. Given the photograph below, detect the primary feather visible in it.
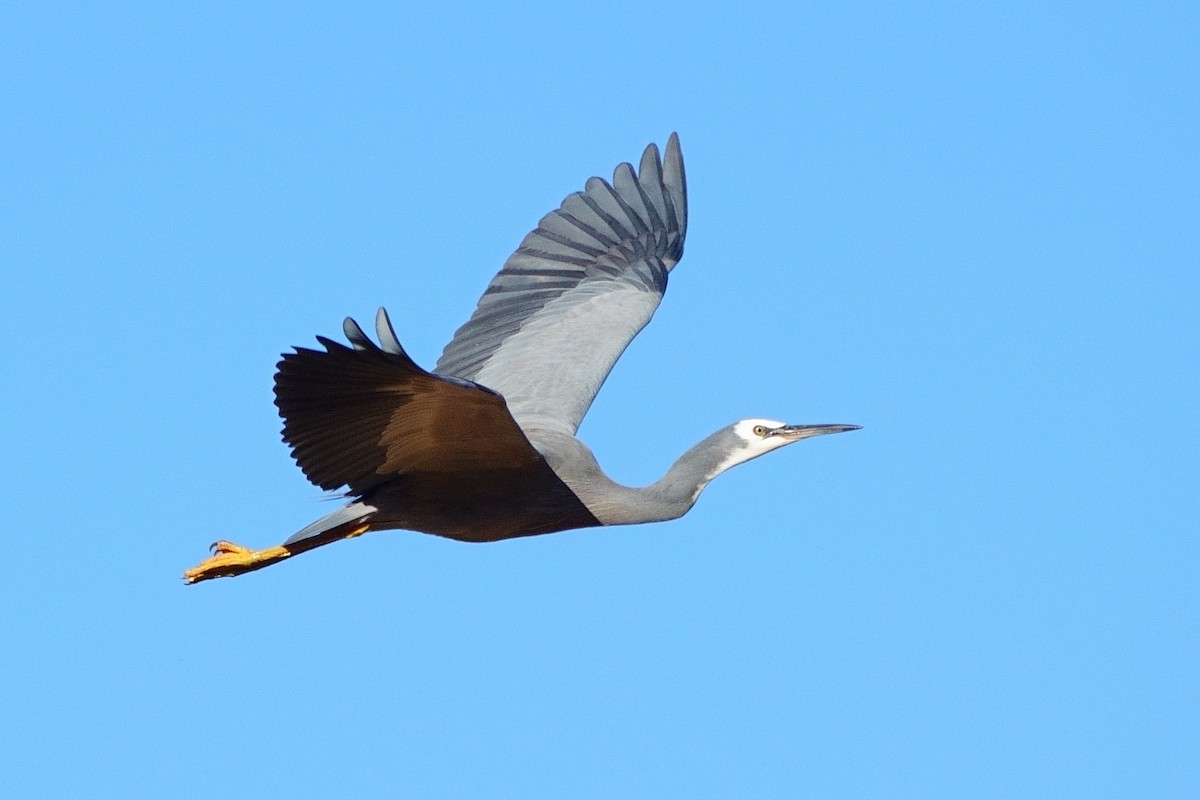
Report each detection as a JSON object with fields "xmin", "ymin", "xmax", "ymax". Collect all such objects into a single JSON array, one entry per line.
[{"xmin": 435, "ymin": 133, "xmax": 687, "ymax": 437}]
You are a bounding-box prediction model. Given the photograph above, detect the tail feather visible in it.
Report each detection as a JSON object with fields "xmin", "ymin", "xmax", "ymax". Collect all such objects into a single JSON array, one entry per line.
[{"xmin": 284, "ymin": 500, "xmax": 377, "ymax": 546}]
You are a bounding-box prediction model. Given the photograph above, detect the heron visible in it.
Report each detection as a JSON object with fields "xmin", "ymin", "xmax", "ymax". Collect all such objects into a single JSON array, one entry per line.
[{"xmin": 183, "ymin": 134, "xmax": 859, "ymax": 583}]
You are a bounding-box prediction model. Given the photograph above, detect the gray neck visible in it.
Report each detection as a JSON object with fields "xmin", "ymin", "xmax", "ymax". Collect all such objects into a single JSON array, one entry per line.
[{"xmin": 535, "ymin": 426, "xmax": 744, "ymax": 526}]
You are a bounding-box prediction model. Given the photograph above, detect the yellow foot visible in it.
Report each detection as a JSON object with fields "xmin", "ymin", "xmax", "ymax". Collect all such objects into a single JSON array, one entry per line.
[{"xmin": 182, "ymin": 540, "xmax": 293, "ymax": 584}]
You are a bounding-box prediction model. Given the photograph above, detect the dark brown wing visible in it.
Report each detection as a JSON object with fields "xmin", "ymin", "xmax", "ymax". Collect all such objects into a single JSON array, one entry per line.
[{"xmin": 274, "ymin": 323, "xmax": 544, "ymax": 497}]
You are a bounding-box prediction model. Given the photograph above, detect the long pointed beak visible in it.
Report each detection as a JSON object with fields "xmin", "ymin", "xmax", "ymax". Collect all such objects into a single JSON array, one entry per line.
[{"xmin": 771, "ymin": 423, "xmax": 862, "ymax": 441}]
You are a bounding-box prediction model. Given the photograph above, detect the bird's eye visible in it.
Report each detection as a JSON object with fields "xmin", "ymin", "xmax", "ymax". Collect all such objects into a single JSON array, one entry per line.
[{"xmin": 753, "ymin": 425, "xmax": 767, "ymax": 437}]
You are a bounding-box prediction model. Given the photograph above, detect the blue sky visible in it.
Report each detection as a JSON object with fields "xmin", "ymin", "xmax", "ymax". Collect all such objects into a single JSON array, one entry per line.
[{"xmin": 2, "ymin": 2, "xmax": 1196, "ymax": 797}]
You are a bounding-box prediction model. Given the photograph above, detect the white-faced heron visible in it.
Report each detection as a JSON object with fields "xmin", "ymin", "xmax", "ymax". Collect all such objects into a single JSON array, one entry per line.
[{"xmin": 184, "ymin": 134, "xmax": 859, "ymax": 583}]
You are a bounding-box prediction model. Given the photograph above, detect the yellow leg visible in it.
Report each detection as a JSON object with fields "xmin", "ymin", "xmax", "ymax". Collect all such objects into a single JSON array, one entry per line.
[{"xmin": 182, "ymin": 523, "xmax": 370, "ymax": 584}]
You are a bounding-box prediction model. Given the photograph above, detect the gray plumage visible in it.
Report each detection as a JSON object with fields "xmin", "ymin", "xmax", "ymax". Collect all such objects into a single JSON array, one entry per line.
[
  {"xmin": 436, "ymin": 134, "xmax": 686, "ymax": 437},
  {"xmin": 183, "ymin": 134, "xmax": 858, "ymax": 584}
]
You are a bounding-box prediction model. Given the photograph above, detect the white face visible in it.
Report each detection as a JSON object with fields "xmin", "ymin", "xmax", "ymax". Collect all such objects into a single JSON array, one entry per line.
[
  {"xmin": 732, "ymin": 418, "xmax": 792, "ymax": 456},
  {"xmin": 706, "ymin": 418, "xmax": 794, "ymax": 479}
]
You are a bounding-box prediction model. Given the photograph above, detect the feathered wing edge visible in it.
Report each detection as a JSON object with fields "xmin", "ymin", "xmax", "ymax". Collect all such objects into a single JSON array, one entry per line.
[
  {"xmin": 274, "ymin": 309, "xmax": 426, "ymax": 495},
  {"xmin": 274, "ymin": 308, "xmax": 542, "ymax": 496},
  {"xmin": 435, "ymin": 134, "xmax": 688, "ymax": 383}
]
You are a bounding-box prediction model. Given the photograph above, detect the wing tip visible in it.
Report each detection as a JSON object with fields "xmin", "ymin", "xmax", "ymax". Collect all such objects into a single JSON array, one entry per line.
[{"xmin": 662, "ymin": 132, "xmax": 686, "ymax": 221}]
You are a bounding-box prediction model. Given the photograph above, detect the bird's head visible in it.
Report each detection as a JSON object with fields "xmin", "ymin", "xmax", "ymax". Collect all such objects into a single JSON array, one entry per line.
[{"xmin": 717, "ymin": 418, "xmax": 861, "ymax": 471}]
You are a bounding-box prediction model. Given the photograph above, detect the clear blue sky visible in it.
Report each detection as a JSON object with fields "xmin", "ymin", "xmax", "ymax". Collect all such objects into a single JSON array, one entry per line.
[{"xmin": 2, "ymin": 2, "xmax": 1196, "ymax": 797}]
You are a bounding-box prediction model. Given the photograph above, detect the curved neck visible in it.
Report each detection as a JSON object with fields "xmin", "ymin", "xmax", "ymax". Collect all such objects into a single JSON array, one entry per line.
[
  {"xmin": 572, "ymin": 426, "xmax": 743, "ymax": 526},
  {"xmin": 649, "ymin": 427, "xmax": 743, "ymax": 509}
]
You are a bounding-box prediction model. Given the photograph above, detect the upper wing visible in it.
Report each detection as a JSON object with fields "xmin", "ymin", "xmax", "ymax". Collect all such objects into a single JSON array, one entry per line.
[{"xmin": 434, "ymin": 134, "xmax": 687, "ymax": 437}]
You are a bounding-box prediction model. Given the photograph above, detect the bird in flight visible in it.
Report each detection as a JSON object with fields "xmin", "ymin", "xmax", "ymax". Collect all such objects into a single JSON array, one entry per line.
[{"xmin": 184, "ymin": 134, "xmax": 859, "ymax": 583}]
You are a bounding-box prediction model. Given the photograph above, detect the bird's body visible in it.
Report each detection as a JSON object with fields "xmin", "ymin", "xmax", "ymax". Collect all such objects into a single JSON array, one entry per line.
[{"xmin": 184, "ymin": 134, "xmax": 858, "ymax": 583}]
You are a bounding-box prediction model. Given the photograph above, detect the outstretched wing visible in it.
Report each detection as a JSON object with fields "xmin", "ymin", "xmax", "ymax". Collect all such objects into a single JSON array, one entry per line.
[
  {"xmin": 434, "ymin": 134, "xmax": 687, "ymax": 437},
  {"xmin": 275, "ymin": 311, "xmax": 545, "ymax": 498}
]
